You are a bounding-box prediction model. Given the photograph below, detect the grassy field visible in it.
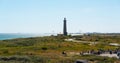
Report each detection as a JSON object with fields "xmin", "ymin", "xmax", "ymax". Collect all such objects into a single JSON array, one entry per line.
[{"xmin": 0, "ymin": 35, "xmax": 120, "ymax": 63}]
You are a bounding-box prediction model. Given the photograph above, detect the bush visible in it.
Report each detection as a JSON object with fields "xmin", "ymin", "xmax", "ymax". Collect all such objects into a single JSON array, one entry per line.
[
  {"xmin": 3, "ymin": 50, "xmax": 9, "ymax": 54},
  {"xmin": 41, "ymin": 47, "xmax": 48, "ymax": 50}
]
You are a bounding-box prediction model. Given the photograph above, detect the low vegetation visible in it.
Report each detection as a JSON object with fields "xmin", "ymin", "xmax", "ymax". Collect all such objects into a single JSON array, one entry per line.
[{"xmin": 0, "ymin": 34, "xmax": 119, "ymax": 63}]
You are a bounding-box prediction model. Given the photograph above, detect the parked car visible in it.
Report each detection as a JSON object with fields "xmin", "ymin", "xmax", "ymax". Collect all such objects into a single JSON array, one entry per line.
[{"xmin": 75, "ymin": 60, "xmax": 88, "ymax": 63}]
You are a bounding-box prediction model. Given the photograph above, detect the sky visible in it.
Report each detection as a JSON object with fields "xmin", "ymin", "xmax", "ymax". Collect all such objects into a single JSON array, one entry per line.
[{"xmin": 0, "ymin": 0, "xmax": 120, "ymax": 33}]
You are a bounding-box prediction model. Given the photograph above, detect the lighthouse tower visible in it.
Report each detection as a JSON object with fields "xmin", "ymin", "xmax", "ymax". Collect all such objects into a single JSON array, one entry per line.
[{"xmin": 63, "ymin": 18, "xmax": 67, "ymax": 36}]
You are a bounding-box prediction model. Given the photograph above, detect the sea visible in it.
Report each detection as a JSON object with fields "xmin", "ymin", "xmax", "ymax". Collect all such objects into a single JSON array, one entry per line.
[{"xmin": 0, "ymin": 33, "xmax": 54, "ymax": 40}]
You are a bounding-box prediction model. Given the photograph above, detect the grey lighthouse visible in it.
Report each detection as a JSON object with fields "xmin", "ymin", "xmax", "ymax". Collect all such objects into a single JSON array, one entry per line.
[{"xmin": 63, "ymin": 18, "xmax": 68, "ymax": 36}]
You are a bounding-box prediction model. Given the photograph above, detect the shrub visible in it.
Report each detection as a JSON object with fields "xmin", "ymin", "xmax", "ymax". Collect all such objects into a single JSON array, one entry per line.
[
  {"xmin": 41, "ymin": 47, "xmax": 48, "ymax": 50},
  {"xmin": 3, "ymin": 50, "xmax": 9, "ymax": 54}
]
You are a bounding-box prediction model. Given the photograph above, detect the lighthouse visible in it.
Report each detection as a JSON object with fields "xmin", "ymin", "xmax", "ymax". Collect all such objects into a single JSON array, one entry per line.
[{"xmin": 63, "ymin": 18, "xmax": 67, "ymax": 36}]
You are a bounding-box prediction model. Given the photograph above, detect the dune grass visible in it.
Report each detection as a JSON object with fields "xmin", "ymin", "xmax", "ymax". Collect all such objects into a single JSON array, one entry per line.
[{"xmin": 0, "ymin": 35, "xmax": 119, "ymax": 63}]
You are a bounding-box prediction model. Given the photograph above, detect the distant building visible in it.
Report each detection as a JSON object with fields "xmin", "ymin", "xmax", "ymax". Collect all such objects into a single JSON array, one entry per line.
[
  {"xmin": 57, "ymin": 34, "xmax": 64, "ymax": 36},
  {"xmin": 63, "ymin": 18, "xmax": 68, "ymax": 36}
]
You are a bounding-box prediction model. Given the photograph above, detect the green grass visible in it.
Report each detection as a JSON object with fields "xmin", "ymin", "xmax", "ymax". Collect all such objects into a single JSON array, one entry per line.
[{"xmin": 0, "ymin": 35, "xmax": 119, "ymax": 63}]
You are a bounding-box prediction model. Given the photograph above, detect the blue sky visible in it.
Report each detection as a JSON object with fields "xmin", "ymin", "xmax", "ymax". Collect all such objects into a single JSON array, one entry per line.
[{"xmin": 0, "ymin": 0, "xmax": 120, "ymax": 33}]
